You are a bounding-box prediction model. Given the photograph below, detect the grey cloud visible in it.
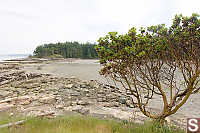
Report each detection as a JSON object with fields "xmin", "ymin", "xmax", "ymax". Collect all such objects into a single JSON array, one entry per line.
[{"xmin": 0, "ymin": 0, "xmax": 199, "ymax": 54}]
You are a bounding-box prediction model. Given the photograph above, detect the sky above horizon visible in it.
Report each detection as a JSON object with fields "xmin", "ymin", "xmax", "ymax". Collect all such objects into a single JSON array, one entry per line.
[{"xmin": 0, "ymin": 0, "xmax": 199, "ymax": 54}]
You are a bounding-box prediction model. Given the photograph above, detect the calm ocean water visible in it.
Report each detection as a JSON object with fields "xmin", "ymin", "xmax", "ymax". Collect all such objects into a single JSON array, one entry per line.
[{"xmin": 0, "ymin": 54, "xmax": 29, "ymax": 61}]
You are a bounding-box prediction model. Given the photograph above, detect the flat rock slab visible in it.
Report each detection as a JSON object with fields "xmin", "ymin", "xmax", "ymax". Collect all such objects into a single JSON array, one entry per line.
[{"xmin": 0, "ymin": 103, "xmax": 14, "ymax": 111}]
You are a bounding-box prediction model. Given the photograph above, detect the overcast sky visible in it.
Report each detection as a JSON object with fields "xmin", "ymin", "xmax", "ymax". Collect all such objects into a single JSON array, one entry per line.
[{"xmin": 0, "ymin": 0, "xmax": 199, "ymax": 54}]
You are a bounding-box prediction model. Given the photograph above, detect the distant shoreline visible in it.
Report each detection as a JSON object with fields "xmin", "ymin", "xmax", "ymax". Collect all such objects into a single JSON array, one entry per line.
[{"xmin": 0, "ymin": 54, "xmax": 29, "ymax": 61}]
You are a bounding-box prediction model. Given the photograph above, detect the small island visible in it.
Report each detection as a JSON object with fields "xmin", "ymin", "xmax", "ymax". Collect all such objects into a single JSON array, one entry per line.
[{"xmin": 33, "ymin": 41, "xmax": 98, "ymax": 59}]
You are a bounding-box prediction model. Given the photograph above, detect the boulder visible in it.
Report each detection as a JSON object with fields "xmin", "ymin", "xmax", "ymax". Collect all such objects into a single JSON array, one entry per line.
[
  {"xmin": 55, "ymin": 104, "xmax": 64, "ymax": 109},
  {"xmin": 79, "ymin": 108, "xmax": 90, "ymax": 115},
  {"xmin": 125, "ymin": 100, "xmax": 135, "ymax": 108},
  {"xmin": 118, "ymin": 97, "xmax": 127, "ymax": 104},
  {"xmin": 39, "ymin": 95, "xmax": 55, "ymax": 104},
  {"xmin": 103, "ymin": 102, "xmax": 120, "ymax": 107},
  {"xmin": 77, "ymin": 100, "xmax": 89, "ymax": 106},
  {"xmin": 66, "ymin": 84, "xmax": 74, "ymax": 89},
  {"xmin": 68, "ymin": 105, "xmax": 90, "ymax": 115},
  {"xmin": 97, "ymin": 97, "xmax": 107, "ymax": 102},
  {"xmin": 19, "ymin": 99, "xmax": 32, "ymax": 105},
  {"xmin": 0, "ymin": 91, "xmax": 10, "ymax": 98}
]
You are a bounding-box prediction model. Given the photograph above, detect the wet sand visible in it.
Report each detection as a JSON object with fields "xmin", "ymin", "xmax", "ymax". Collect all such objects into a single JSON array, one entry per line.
[{"xmin": 22, "ymin": 59, "xmax": 107, "ymax": 82}]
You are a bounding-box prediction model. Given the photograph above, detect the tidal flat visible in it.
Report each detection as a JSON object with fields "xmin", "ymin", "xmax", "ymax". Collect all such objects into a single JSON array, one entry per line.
[{"xmin": 0, "ymin": 58, "xmax": 199, "ymax": 129}]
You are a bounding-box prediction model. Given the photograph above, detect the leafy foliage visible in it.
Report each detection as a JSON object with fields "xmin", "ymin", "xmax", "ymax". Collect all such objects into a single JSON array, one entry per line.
[{"xmin": 96, "ymin": 13, "xmax": 200, "ymax": 123}]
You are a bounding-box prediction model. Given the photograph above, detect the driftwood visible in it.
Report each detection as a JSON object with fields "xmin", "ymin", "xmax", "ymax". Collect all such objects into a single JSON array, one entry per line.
[
  {"xmin": 0, "ymin": 120, "xmax": 25, "ymax": 129},
  {"xmin": 36, "ymin": 112, "xmax": 55, "ymax": 118},
  {"xmin": 0, "ymin": 113, "xmax": 54, "ymax": 129}
]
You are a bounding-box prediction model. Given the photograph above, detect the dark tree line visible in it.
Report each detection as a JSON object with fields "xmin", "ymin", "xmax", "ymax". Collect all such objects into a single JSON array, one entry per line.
[{"xmin": 33, "ymin": 41, "xmax": 98, "ymax": 59}]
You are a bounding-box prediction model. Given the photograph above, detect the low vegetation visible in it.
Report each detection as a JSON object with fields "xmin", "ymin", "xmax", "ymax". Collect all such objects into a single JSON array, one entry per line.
[
  {"xmin": 33, "ymin": 41, "xmax": 98, "ymax": 59},
  {"xmin": 0, "ymin": 115, "xmax": 184, "ymax": 133}
]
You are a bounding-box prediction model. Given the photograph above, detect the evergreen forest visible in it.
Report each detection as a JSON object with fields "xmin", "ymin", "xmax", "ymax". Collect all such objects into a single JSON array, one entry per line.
[{"xmin": 33, "ymin": 41, "xmax": 98, "ymax": 59}]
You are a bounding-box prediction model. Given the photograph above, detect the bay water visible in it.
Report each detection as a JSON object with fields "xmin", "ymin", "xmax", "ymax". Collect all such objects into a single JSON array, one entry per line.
[{"xmin": 0, "ymin": 54, "xmax": 29, "ymax": 61}]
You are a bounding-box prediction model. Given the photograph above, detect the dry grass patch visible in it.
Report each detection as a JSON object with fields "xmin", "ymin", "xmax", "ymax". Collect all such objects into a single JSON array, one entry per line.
[{"xmin": 0, "ymin": 115, "xmax": 184, "ymax": 133}]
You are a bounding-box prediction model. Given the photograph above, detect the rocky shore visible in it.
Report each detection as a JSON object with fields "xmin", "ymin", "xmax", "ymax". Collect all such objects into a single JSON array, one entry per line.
[
  {"xmin": 0, "ymin": 62, "xmax": 143, "ymax": 121},
  {"xmin": 0, "ymin": 59, "xmax": 198, "ymax": 128}
]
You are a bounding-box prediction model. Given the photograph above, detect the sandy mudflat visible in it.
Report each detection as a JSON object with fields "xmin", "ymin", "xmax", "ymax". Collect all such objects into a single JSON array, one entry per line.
[
  {"xmin": 22, "ymin": 59, "xmax": 107, "ymax": 82},
  {"xmin": 21, "ymin": 59, "xmax": 200, "ymax": 124}
]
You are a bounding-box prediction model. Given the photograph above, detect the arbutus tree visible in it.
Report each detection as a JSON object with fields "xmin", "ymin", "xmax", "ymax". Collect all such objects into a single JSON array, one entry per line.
[{"xmin": 96, "ymin": 14, "xmax": 200, "ymax": 123}]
